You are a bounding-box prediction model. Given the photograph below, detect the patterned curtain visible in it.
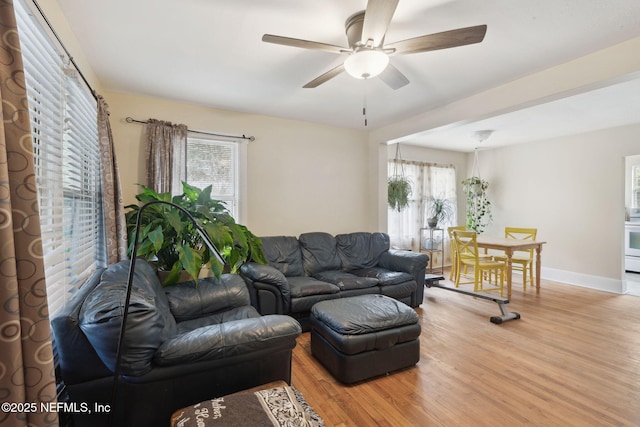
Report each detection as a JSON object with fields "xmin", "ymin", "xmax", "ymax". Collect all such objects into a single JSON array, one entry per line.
[
  {"xmin": 0, "ymin": 4, "xmax": 58, "ymax": 426},
  {"xmin": 145, "ymin": 118, "xmax": 188, "ymax": 194},
  {"xmin": 97, "ymin": 95, "xmax": 128, "ymax": 264}
]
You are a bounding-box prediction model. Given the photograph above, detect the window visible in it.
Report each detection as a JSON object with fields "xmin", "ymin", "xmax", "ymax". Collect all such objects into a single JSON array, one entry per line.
[
  {"xmin": 16, "ymin": 0, "xmax": 105, "ymax": 317},
  {"xmin": 185, "ymin": 137, "xmax": 239, "ymax": 218},
  {"xmin": 387, "ymin": 160, "xmax": 457, "ymax": 253}
]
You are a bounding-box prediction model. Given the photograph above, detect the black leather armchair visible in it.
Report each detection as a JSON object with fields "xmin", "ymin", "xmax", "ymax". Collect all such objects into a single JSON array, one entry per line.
[{"xmin": 51, "ymin": 259, "xmax": 301, "ymax": 427}]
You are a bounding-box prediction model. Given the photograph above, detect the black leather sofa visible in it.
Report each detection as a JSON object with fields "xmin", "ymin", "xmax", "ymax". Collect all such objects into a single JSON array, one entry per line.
[
  {"xmin": 240, "ymin": 231, "xmax": 429, "ymax": 330},
  {"xmin": 51, "ymin": 259, "xmax": 301, "ymax": 427}
]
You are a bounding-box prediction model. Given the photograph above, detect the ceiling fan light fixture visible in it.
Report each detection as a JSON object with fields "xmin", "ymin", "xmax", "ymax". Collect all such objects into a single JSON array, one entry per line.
[
  {"xmin": 344, "ymin": 49, "xmax": 389, "ymax": 79},
  {"xmin": 473, "ymin": 129, "xmax": 494, "ymax": 143}
]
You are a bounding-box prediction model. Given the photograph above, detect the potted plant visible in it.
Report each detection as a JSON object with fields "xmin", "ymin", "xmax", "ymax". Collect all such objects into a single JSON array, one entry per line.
[
  {"xmin": 461, "ymin": 176, "xmax": 492, "ymax": 233},
  {"xmin": 426, "ymin": 197, "xmax": 454, "ymax": 228},
  {"xmin": 125, "ymin": 182, "xmax": 266, "ymax": 286},
  {"xmin": 388, "ymin": 175, "xmax": 412, "ymax": 212},
  {"xmin": 388, "ymin": 143, "xmax": 412, "ymax": 212}
]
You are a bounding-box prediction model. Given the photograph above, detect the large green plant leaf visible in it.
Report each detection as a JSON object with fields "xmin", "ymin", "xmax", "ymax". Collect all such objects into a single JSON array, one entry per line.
[
  {"xmin": 164, "ymin": 209, "xmax": 185, "ymax": 235},
  {"xmin": 148, "ymin": 225, "xmax": 164, "ymax": 253},
  {"xmin": 125, "ymin": 182, "xmax": 266, "ymax": 286},
  {"xmin": 179, "ymin": 244, "xmax": 203, "ymax": 282}
]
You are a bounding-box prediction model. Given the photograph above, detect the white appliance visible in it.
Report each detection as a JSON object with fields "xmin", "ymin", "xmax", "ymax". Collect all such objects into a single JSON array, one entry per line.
[{"xmin": 625, "ymin": 207, "xmax": 640, "ymax": 272}]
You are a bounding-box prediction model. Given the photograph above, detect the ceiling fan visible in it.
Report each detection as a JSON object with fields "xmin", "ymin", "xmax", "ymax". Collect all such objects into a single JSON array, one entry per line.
[{"xmin": 262, "ymin": 0, "xmax": 487, "ymax": 90}]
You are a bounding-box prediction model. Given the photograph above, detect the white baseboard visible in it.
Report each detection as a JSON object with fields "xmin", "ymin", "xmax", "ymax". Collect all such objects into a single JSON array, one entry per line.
[
  {"xmin": 541, "ymin": 267, "xmax": 624, "ymax": 294},
  {"xmin": 445, "ymin": 265, "xmax": 628, "ymax": 294}
]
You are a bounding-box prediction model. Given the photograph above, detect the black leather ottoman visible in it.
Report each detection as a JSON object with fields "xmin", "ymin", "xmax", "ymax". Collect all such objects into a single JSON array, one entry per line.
[{"xmin": 310, "ymin": 294, "xmax": 421, "ymax": 384}]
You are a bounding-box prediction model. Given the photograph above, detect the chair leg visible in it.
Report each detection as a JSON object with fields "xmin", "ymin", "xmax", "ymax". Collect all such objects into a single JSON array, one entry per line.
[
  {"xmin": 474, "ymin": 268, "xmax": 481, "ymax": 293},
  {"xmin": 449, "ymin": 252, "xmax": 456, "ymax": 281}
]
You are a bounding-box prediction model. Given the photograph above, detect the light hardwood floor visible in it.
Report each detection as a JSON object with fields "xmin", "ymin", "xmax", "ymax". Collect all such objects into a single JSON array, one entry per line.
[{"xmin": 290, "ymin": 273, "xmax": 640, "ymax": 426}]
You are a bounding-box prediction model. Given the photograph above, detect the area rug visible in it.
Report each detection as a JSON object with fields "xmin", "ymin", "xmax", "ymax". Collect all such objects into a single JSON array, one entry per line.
[{"xmin": 171, "ymin": 385, "xmax": 324, "ymax": 427}]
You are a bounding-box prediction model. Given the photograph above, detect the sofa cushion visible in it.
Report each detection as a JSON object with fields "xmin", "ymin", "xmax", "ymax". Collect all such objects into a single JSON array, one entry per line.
[
  {"xmin": 261, "ymin": 236, "xmax": 304, "ymax": 277},
  {"xmin": 335, "ymin": 232, "xmax": 389, "ymax": 271},
  {"xmin": 313, "ymin": 270, "xmax": 378, "ymax": 291},
  {"xmin": 154, "ymin": 315, "xmax": 302, "ymax": 366},
  {"xmin": 299, "ymin": 232, "xmax": 342, "ymax": 275},
  {"xmin": 288, "ymin": 276, "xmax": 339, "ymax": 298},
  {"xmin": 164, "ymin": 274, "xmax": 251, "ymax": 322},
  {"xmin": 351, "ymin": 267, "xmax": 414, "ymax": 286},
  {"xmin": 79, "ymin": 259, "xmax": 177, "ymax": 376},
  {"xmin": 176, "ymin": 306, "xmax": 260, "ymax": 334}
]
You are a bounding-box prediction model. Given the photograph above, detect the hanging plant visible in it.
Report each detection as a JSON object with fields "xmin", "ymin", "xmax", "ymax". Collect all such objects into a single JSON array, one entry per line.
[
  {"xmin": 388, "ymin": 176, "xmax": 412, "ymax": 211},
  {"xmin": 388, "ymin": 144, "xmax": 412, "ymax": 212},
  {"xmin": 461, "ymin": 176, "xmax": 492, "ymax": 233}
]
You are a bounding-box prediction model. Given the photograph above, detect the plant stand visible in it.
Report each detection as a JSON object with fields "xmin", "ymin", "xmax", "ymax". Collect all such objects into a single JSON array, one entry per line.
[{"xmin": 420, "ymin": 227, "xmax": 444, "ymax": 274}]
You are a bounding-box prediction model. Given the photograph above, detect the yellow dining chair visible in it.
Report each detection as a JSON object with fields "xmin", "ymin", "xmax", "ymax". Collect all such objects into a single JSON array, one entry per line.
[
  {"xmin": 453, "ymin": 230, "xmax": 505, "ymax": 296},
  {"xmin": 494, "ymin": 227, "xmax": 537, "ymax": 290},
  {"xmin": 447, "ymin": 226, "xmax": 466, "ymax": 280},
  {"xmin": 448, "ymin": 226, "xmax": 494, "ymax": 282}
]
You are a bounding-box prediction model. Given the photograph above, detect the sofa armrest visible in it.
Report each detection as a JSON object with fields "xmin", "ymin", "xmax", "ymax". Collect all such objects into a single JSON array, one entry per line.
[
  {"xmin": 241, "ymin": 263, "xmax": 287, "ymax": 286},
  {"xmin": 379, "ymin": 249, "xmax": 429, "ymax": 275},
  {"xmin": 240, "ymin": 263, "xmax": 291, "ymax": 313},
  {"xmin": 154, "ymin": 315, "xmax": 301, "ymax": 366},
  {"xmin": 379, "ymin": 249, "xmax": 429, "ymax": 294}
]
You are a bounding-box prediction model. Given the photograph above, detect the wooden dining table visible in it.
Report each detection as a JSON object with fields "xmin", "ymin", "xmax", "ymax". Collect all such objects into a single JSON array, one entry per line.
[{"xmin": 476, "ymin": 236, "xmax": 547, "ymax": 299}]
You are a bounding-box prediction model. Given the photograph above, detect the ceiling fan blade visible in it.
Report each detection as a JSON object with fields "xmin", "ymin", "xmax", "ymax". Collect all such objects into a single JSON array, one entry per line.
[
  {"xmin": 361, "ymin": 0, "xmax": 399, "ymax": 47},
  {"xmin": 303, "ymin": 64, "xmax": 345, "ymax": 88},
  {"xmin": 262, "ymin": 34, "xmax": 346, "ymax": 54},
  {"xmin": 386, "ymin": 25, "xmax": 487, "ymax": 55},
  {"xmin": 378, "ymin": 63, "xmax": 409, "ymax": 90}
]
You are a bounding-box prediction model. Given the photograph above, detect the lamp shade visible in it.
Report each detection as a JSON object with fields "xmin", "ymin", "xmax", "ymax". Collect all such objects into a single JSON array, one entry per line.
[{"xmin": 344, "ymin": 49, "xmax": 389, "ymax": 79}]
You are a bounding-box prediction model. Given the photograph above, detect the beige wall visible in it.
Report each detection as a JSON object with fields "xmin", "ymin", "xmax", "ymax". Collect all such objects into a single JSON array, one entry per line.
[
  {"xmin": 104, "ymin": 91, "xmax": 373, "ymax": 237},
  {"xmin": 463, "ymin": 123, "xmax": 640, "ymax": 291}
]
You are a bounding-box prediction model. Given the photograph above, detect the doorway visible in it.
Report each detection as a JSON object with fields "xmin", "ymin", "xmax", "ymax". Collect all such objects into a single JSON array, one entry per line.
[{"xmin": 624, "ymin": 155, "xmax": 640, "ymax": 296}]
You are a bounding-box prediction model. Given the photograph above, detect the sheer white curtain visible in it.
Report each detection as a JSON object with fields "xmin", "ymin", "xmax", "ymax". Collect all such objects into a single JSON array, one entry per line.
[{"xmin": 388, "ymin": 160, "xmax": 457, "ymax": 262}]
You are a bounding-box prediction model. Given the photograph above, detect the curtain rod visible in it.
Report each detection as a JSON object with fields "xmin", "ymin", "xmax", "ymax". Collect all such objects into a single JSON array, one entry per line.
[
  {"xmin": 125, "ymin": 117, "xmax": 255, "ymax": 142},
  {"xmin": 31, "ymin": 0, "xmax": 97, "ymax": 101}
]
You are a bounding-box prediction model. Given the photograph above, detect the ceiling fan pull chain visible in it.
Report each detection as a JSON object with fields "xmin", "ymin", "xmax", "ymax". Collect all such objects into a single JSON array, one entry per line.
[{"xmin": 363, "ymin": 79, "xmax": 368, "ymax": 126}]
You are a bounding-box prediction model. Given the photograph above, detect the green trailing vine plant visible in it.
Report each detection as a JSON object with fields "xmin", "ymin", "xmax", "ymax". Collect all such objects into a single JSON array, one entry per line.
[
  {"xmin": 388, "ymin": 144, "xmax": 412, "ymax": 212},
  {"xmin": 461, "ymin": 176, "xmax": 492, "ymax": 233}
]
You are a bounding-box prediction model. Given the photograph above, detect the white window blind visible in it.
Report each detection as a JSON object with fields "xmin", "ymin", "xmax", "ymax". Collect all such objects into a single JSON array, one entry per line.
[
  {"xmin": 16, "ymin": 0, "xmax": 105, "ymax": 317},
  {"xmin": 186, "ymin": 137, "xmax": 238, "ymax": 218}
]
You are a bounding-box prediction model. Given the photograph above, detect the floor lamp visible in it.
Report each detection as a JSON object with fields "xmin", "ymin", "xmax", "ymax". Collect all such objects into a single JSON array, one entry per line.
[{"xmin": 109, "ymin": 200, "xmax": 226, "ymax": 426}]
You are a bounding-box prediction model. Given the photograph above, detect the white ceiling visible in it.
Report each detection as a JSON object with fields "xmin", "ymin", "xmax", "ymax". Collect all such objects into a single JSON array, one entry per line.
[{"xmin": 56, "ymin": 0, "xmax": 640, "ymax": 151}]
